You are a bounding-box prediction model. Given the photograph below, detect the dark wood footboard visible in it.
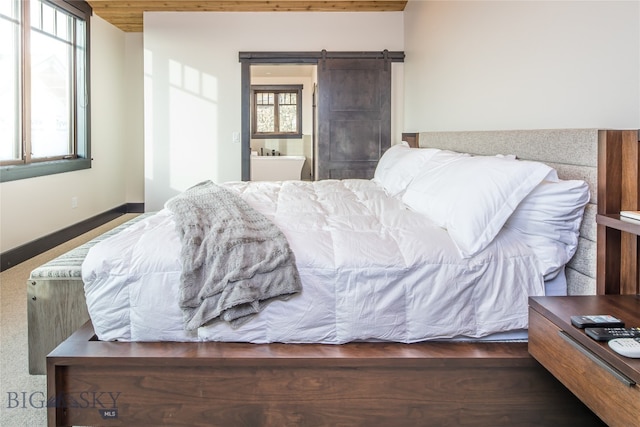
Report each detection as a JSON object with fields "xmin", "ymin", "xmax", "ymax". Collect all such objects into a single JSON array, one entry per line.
[{"xmin": 47, "ymin": 321, "xmax": 604, "ymax": 427}]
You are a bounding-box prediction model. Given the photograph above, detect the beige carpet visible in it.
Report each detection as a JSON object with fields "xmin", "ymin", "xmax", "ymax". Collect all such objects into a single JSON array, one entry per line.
[{"xmin": 0, "ymin": 214, "xmax": 138, "ymax": 426}]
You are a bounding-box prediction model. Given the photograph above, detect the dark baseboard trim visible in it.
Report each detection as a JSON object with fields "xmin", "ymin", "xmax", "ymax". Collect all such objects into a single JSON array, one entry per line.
[
  {"xmin": 0, "ymin": 203, "xmax": 144, "ymax": 272},
  {"xmin": 127, "ymin": 202, "xmax": 145, "ymax": 213}
]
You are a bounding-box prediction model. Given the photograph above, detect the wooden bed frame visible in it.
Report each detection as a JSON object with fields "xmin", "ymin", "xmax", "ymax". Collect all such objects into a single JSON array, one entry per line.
[
  {"xmin": 47, "ymin": 129, "xmax": 616, "ymax": 427},
  {"xmin": 48, "ymin": 322, "xmax": 602, "ymax": 426}
]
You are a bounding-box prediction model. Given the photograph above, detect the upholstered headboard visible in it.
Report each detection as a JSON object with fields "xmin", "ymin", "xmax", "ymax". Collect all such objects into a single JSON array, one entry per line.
[{"xmin": 403, "ymin": 129, "xmax": 598, "ymax": 296}]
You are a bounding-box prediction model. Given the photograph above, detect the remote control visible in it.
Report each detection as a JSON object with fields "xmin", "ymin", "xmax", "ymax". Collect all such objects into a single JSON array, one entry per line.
[
  {"xmin": 585, "ymin": 327, "xmax": 640, "ymax": 341},
  {"xmin": 571, "ymin": 314, "xmax": 625, "ymax": 329},
  {"xmin": 608, "ymin": 338, "xmax": 640, "ymax": 358}
]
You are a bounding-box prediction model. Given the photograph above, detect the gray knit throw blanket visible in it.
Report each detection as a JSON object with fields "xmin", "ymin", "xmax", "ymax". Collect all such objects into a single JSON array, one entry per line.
[{"xmin": 166, "ymin": 180, "xmax": 302, "ymax": 331}]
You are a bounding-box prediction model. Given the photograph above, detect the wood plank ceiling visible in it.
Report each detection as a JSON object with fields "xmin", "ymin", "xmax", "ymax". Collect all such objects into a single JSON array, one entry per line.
[{"xmin": 86, "ymin": 1, "xmax": 408, "ymax": 32}]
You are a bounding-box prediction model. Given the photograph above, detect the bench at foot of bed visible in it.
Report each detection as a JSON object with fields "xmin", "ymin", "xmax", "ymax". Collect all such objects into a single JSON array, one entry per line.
[
  {"xmin": 27, "ymin": 214, "xmax": 151, "ymax": 375},
  {"xmin": 46, "ymin": 321, "xmax": 605, "ymax": 427}
]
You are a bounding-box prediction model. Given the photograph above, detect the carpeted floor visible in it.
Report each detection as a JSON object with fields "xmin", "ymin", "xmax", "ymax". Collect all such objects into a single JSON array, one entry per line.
[{"xmin": 0, "ymin": 214, "xmax": 137, "ymax": 426}]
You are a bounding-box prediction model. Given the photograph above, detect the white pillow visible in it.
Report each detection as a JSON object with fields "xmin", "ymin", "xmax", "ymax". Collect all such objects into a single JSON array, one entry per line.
[
  {"xmin": 505, "ymin": 179, "xmax": 590, "ymax": 279},
  {"xmin": 373, "ymin": 142, "xmax": 440, "ymax": 197},
  {"xmin": 402, "ymin": 152, "xmax": 555, "ymax": 258}
]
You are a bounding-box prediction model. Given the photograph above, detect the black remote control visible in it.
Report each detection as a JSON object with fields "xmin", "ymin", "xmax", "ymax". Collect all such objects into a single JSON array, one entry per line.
[
  {"xmin": 570, "ymin": 314, "xmax": 624, "ymax": 328},
  {"xmin": 585, "ymin": 327, "xmax": 640, "ymax": 342}
]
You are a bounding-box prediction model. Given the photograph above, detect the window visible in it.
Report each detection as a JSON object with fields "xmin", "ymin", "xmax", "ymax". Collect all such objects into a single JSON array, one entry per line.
[
  {"xmin": 251, "ymin": 85, "xmax": 302, "ymax": 139},
  {"xmin": 0, "ymin": 0, "xmax": 91, "ymax": 183}
]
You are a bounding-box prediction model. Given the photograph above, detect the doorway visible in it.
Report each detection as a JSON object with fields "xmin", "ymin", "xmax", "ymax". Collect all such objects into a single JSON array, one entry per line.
[
  {"xmin": 239, "ymin": 51, "xmax": 404, "ymax": 181},
  {"xmin": 250, "ymin": 64, "xmax": 317, "ymax": 181}
]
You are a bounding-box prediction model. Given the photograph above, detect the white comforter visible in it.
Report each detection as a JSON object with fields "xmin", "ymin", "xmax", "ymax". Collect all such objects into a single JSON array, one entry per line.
[{"xmin": 83, "ymin": 179, "xmax": 545, "ymax": 343}]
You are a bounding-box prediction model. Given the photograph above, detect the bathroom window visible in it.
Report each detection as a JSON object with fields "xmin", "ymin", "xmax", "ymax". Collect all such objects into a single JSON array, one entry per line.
[{"xmin": 251, "ymin": 85, "xmax": 302, "ymax": 139}]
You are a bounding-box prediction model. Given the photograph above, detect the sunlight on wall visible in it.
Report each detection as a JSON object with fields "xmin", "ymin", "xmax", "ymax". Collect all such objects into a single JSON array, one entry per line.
[
  {"xmin": 144, "ymin": 46, "xmax": 221, "ymax": 208},
  {"xmin": 167, "ymin": 59, "xmax": 219, "ymax": 191}
]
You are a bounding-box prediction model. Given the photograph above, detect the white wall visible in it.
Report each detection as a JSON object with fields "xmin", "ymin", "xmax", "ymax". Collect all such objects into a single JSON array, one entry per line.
[
  {"xmin": 124, "ymin": 33, "xmax": 145, "ymax": 203},
  {"xmin": 143, "ymin": 11, "xmax": 404, "ymax": 210},
  {"xmin": 403, "ymin": 0, "xmax": 640, "ymax": 131},
  {"xmin": 0, "ymin": 16, "xmax": 143, "ymax": 253}
]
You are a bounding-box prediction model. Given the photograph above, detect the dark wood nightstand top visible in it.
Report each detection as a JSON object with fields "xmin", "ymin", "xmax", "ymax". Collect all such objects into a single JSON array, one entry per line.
[{"xmin": 529, "ymin": 295, "xmax": 640, "ymax": 384}]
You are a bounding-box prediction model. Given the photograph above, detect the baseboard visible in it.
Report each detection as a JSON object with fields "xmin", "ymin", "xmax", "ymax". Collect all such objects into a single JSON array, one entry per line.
[
  {"xmin": 0, "ymin": 203, "xmax": 144, "ymax": 272},
  {"xmin": 127, "ymin": 202, "xmax": 145, "ymax": 213}
]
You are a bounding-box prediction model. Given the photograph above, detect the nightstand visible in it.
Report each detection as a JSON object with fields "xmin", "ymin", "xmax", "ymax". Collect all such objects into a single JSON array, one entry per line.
[{"xmin": 529, "ymin": 295, "xmax": 640, "ymax": 427}]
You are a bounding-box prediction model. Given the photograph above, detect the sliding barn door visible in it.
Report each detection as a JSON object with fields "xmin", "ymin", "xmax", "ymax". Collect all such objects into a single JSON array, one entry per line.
[{"xmin": 316, "ymin": 58, "xmax": 391, "ymax": 180}]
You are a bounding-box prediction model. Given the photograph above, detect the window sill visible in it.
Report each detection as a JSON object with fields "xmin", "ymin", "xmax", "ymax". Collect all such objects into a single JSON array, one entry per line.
[{"xmin": 0, "ymin": 158, "xmax": 91, "ymax": 183}]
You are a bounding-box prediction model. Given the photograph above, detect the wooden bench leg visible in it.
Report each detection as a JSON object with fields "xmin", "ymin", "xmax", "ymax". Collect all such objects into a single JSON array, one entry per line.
[{"xmin": 27, "ymin": 279, "xmax": 89, "ymax": 375}]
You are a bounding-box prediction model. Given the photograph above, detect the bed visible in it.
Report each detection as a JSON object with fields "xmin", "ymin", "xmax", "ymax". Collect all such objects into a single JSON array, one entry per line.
[{"xmin": 47, "ymin": 129, "xmax": 606, "ymax": 427}]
